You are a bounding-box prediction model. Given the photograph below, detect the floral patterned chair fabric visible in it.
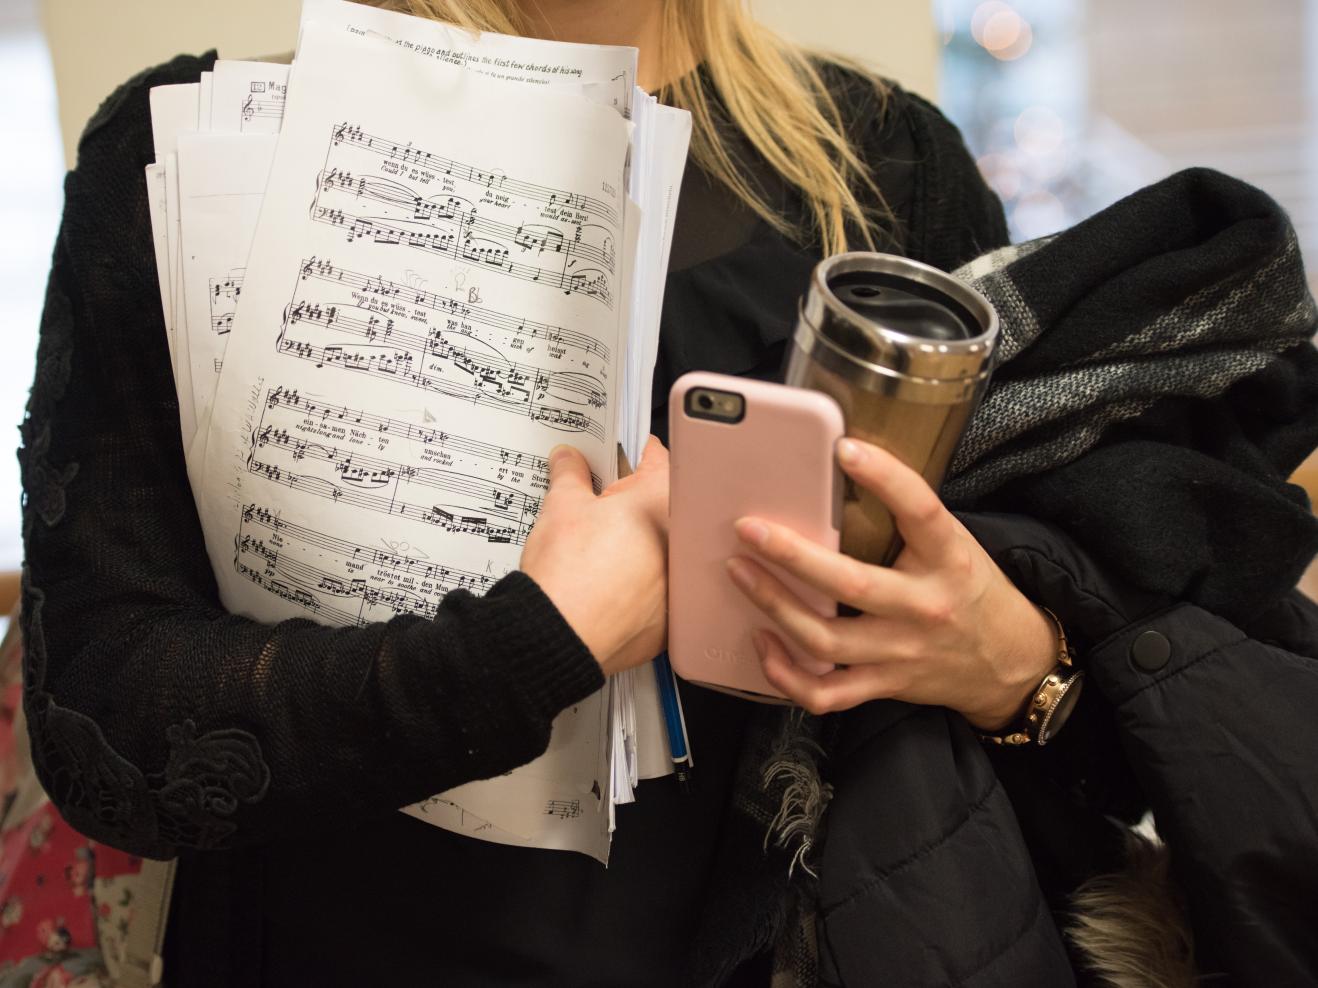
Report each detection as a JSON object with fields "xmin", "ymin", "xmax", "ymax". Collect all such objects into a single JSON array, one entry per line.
[{"xmin": 0, "ymin": 610, "xmax": 145, "ymax": 988}]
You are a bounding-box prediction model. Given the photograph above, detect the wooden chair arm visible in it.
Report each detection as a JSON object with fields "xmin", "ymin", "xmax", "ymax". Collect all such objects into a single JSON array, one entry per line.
[{"xmin": 0, "ymin": 572, "xmax": 20, "ymax": 619}]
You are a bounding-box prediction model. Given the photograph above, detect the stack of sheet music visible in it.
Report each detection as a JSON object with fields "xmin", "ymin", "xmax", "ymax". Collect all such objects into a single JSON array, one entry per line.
[{"xmin": 144, "ymin": 0, "xmax": 690, "ymax": 863}]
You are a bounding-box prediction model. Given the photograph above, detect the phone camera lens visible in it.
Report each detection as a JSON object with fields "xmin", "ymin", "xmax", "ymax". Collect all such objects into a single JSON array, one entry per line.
[{"xmin": 697, "ymin": 393, "xmax": 714, "ymax": 411}]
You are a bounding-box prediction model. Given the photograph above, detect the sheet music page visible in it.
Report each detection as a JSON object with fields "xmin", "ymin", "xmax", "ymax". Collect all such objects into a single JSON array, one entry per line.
[
  {"xmin": 614, "ymin": 92, "xmax": 692, "ymax": 788},
  {"xmin": 164, "ymin": 152, "xmax": 199, "ymax": 447},
  {"xmin": 298, "ymin": 0, "xmax": 635, "ymax": 116},
  {"xmin": 198, "ymin": 71, "xmax": 214, "ymax": 130},
  {"xmin": 177, "ymin": 133, "xmax": 277, "ymax": 444},
  {"xmin": 148, "ymin": 82, "xmax": 199, "ymax": 161},
  {"xmin": 144, "ymin": 164, "xmax": 174, "ymax": 361},
  {"xmin": 210, "ymin": 60, "xmax": 290, "ymax": 134},
  {"xmin": 197, "ymin": 22, "xmax": 631, "ymax": 861},
  {"xmin": 149, "ymin": 83, "xmax": 201, "ymax": 441}
]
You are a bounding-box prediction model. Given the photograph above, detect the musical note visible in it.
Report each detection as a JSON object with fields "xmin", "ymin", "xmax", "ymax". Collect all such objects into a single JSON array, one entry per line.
[
  {"xmin": 245, "ymin": 385, "xmax": 557, "ymax": 558},
  {"xmin": 208, "ymin": 269, "xmax": 244, "ymax": 336},
  {"xmin": 277, "ymin": 259, "xmax": 608, "ymax": 439},
  {"xmin": 297, "ymin": 258, "xmax": 610, "ymax": 360},
  {"xmin": 329, "ymin": 122, "xmax": 618, "ymax": 223},
  {"xmin": 544, "ymin": 799, "xmax": 582, "ymax": 820},
  {"xmin": 235, "ymin": 500, "xmax": 499, "ymax": 626},
  {"xmin": 311, "ymin": 205, "xmax": 613, "ymax": 308}
]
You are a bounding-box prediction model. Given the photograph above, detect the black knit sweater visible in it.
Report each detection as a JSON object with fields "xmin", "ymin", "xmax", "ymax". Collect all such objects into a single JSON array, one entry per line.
[{"xmin": 20, "ymin": 52, "xmax": 1007, "ymax": 986}]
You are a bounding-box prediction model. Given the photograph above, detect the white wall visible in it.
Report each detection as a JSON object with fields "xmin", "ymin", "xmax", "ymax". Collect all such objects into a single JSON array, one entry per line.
[
  {"xmin": 43, "ymin": 0, "xmax": 936, "ymax": 166},
  {"xmin": 0, "ymin": 0, "xmax": 64, "ymax": 574},
  {"xmin": 43, "ymin": 0, "xmax": 301, "ymax": 164},
  {"xmin": 751, "ymin": 0, "xmax": 938, "ymax": 97}
]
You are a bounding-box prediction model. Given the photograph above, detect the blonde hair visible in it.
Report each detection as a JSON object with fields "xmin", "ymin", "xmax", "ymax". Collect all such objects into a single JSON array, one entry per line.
[{"xmin": 369, "ymin": 0, "xmax": 888, "ymax": 255}]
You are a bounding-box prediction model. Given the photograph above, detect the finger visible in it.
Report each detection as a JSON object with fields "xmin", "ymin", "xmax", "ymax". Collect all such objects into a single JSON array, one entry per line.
[
  {"xmin": 634, "ymin": 434, "xmax": 669, "ymax": 473},
  {"xmin": 755, "ymin": 631, "xmax": 899, "ymax": 714},
  {"xmin": 546, "ymin": 444, "xmax": 594, "ymax": 500},
  {"xmin": 836, "ymin": 439, "xmax": 958, "ymax": 561},
  {"xmin": 603, "ymin": 440, "xmax": 669, "ymax": 518},
  {"xmin": 630, "ymin": 435, "xmax": 670, "ymax": 504},
  {"xmin": 726, "ymin": 556, "xmax": 870, "ymax": 665},
  {"xmin": 734, "ymin": 515, "xmax": 915, "ymax": 613}
]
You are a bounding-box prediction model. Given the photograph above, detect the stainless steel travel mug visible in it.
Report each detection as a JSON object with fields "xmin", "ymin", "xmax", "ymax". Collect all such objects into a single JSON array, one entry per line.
[{"xmin": 784, "ymin": 252, "xmax": 999, "ymax": 565}]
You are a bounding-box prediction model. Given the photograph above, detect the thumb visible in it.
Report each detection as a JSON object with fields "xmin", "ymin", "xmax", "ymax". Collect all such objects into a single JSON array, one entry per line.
[
  {"xmin": 546, "ymin": 444, "xmax": 593, "ymax": 499},
  {"xmin": 634, "ymin": 434, "xmax": 669, "ymax": 474}
]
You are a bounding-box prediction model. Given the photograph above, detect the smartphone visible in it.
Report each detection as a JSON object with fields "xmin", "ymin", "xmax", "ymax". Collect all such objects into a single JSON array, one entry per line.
[{"xmin": 668, "ymin": 371, "xmax": 844, "ymax": 704}]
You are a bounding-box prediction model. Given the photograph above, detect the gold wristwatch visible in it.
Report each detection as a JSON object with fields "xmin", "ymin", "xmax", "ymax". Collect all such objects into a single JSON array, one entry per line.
[{"xmin": 980, "ymin": 607, "xmax": 1084, "ymax": 747}]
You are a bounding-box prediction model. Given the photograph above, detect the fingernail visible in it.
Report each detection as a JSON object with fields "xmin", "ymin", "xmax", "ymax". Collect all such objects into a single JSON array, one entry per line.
[
  {"xmin": 725, "ymin": 557, "xmax": 756, "ymax": 593},
  {"xmin": 734, "ymin": 517, "xmax": 769, "ymax": 548},
  {"xmin": 837, "ymin": 438, "xmax": 864, "ymax": 467}
]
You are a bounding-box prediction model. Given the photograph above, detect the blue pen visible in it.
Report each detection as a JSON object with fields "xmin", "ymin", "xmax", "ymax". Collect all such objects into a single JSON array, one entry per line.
[{"xmin": 653, "ymin": 651, "xmax": 693, "ymax": 790}]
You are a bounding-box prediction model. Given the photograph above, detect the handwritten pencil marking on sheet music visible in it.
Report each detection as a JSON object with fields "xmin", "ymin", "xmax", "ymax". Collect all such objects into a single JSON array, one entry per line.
[{"xmin": 276, "ymin": 258, "xmax": 608, "ymax": 440}]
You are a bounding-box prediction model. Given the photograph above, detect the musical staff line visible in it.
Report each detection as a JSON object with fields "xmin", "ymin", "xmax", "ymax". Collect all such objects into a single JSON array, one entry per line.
[
  {"xmin": 252, "ymin": 424, "xmax": 542, "ymax": 525},
  {"xmin": 299, "ymin": 258, "xmax": 611, "ymax": 361},
  {"xmin": 277, "ymin": 284, "xmax": 607, "ymax": 440},
  {"xmin": 262, "ymin": 385, "xmax": 553, "ymax": 473},
  {"xmin": 240, "ymin": 94, "xmax": 284, "ymax": 128},
  {"xmin": 248, "ymin": 386, "xmax": 551, "ymax": 546},
  {"xmin": 284, "ymin": 301, "xmax": 605, "ymax": 408},
  {"xmin": 241, "ymin": 502, "xmax": 498, "ymax": 592},
  {"xmin": 332, "ymin": 122, "xmax": 619, "ymax": 223},
  {"xmin": 246, "ymin": 447, "xmax": 526, "ymax": 545},
  {"xmin": 310, "ymin": 205, "xmax": 613, "ymax": 308},
  {"xmin": 234, "ymin": 502, "xmax": 503, "ymax": 625},
  {"xmin": 318, "ymin": 171, "xmax": 616, "ymax": 272},
  {"xmin": 209, "ymin": 270, "xmax": 243, "ymax": 336}
]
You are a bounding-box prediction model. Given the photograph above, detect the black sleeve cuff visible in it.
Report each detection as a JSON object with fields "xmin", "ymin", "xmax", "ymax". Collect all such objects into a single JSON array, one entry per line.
[{"xmin": 460, "ymin": 570, "xmax": 605, "ymax": 727}]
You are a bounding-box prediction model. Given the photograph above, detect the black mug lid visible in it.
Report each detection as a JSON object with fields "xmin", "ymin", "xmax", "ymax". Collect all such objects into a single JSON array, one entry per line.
[{"xmin": 826, "ymin": 270, "xmax": 976, "ymax": 342}]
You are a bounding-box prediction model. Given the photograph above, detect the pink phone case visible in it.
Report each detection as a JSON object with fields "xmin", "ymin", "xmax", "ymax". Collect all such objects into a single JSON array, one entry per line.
[{"xmin": 668, "ymin": 371, "xmax": 844, "ymax": 703}]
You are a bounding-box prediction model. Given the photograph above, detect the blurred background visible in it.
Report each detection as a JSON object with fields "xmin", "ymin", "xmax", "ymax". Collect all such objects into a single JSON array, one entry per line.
[{"xmin": 1, "ymin": 0, "xmax": 1316, "ymax": 603}]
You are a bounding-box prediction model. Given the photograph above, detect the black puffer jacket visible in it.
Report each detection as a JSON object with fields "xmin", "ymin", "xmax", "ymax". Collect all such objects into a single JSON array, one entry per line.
[
  {"xmin": 690, "ymin": 511, "xmax": 1318, "ymax": 987},
  {"xmin": 808, "ymin": 512, "xmax": 1318, "ymax": 985}
]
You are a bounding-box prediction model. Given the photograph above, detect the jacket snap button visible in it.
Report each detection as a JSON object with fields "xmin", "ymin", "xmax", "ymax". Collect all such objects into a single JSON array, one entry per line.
[{"xmin": 1131, "ymin": 630, "xmax": 1172, "ymax": 671}]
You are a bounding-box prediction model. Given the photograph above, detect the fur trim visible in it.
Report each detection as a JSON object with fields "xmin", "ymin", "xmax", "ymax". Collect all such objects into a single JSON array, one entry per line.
[{"xmin": 1067, "ymin": 834, "xmax": 1195, "ymax": 988}]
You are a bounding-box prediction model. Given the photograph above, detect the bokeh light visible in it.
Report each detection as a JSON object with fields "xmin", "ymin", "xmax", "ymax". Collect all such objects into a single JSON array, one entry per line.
[
  {"xmin": 1010, "ymin": 189, "xmax": 1068, "ymax": 240},
  {"xmin": 1014, "ymin": 105, "xmax": 1066, "ymax": 156},
  {"xmin": 970, "ymin": 2, "xmax": 1033, "ymax": 61}
]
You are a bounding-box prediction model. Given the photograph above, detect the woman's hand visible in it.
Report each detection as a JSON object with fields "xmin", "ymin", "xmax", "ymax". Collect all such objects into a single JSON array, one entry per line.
[
  {"xmin": 522, "ymin": 436, "xmax": 669, "ymax": 677},
  {"xmin": 726, "ymin": 438, "xmax": 1057, "ymax": 728}
]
